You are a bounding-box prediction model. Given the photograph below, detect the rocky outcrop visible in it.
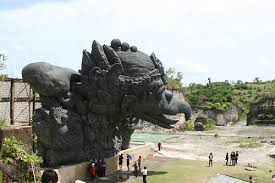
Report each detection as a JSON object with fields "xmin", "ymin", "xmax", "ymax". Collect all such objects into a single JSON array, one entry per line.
[
  {"xmin": 191, "ymin": 105, "xmax": 243, "ymax": 126},
  {"xmin": 247, "ymin": 97, "xmax": 275, "ymax": 125}
]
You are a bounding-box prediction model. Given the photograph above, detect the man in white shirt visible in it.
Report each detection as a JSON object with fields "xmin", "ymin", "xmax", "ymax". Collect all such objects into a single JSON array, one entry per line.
[
  {"xmin": 209, "ymin": 152, "xmax": 213, "ymax": 167},
  {"xmin": 141, "ymin": 166, "xmax": 148, "ymax": 183}
]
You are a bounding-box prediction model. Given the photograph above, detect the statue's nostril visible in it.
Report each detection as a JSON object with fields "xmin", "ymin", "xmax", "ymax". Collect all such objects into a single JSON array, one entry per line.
[{"xmin": 165, "ymin": 91, "xmax": 173, "ymax": 102}]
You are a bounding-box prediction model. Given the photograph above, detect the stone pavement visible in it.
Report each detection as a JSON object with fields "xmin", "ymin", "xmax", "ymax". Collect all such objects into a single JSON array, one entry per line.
[
  {"xmin": 85, "ymin": 156, "xmax": 171, "ymax": 183},
  {"xmin": 208, "ymin": 174, "xmax": 248, "ymax": 183}
]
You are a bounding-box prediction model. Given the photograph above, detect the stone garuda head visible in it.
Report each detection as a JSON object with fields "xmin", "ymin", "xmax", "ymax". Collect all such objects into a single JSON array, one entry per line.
[{"xmin": 22, "ymin": 39, "xmax": 191, "ymax": 166}]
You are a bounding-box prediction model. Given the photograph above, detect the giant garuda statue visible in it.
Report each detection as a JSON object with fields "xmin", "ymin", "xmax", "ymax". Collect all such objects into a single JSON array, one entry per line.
[{"xmin": 22, "ymin": 39, "xmax": 191, "ymax": 166}]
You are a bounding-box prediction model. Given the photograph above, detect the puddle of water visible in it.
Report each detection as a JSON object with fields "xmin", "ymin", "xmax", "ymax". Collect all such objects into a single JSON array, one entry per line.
[{"xmin": 131, "ymin": 132, "xmax": 172, "ymax": 143}]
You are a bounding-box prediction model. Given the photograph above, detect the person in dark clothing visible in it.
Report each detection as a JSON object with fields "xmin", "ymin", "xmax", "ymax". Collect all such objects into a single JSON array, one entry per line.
[
  {"xmin": 96, "ymin": 158, "xmax": 102, "ymax": 177},
  {"xmin": 208, "ymin": 152, "xmax": 213, "ymax": 167},
  {"xmin": 42, "ymin": 169, "xmax": 58, "ymax": 183},
  {"xmin": 225, "ymin": 152, "xmax": 229, "ymax": 165},
  {"xmin": 230, "ymin": 152, "xmax": 233, "ymax": 165},
  {"xmin": 157, "ymin": 141, "xmax": 162, "ymax": 151},
  {"xmin": 138, "ymin": 156, "xmax": 142, "ymax": 171},
  {"xmin": 232, "ymin": 152, "xmax": 236, "ymax": 166},
  {"xmin": 102, "ymin": 159, "xmax": 106, "ymax": 176},
  {"xmin": 133, "ymin": 161, "xmax": 138, "ymax": 178},
  {"xmin": 126, "ymin": 154, "xmax": 132, "ymax": 171},
  {"xmin": 235, "ymin": 151, "xmax": 239, "ymax": 165},
  {"xmin": 119, "ymin": 154, "xmax": 123, "ymax": 170}
]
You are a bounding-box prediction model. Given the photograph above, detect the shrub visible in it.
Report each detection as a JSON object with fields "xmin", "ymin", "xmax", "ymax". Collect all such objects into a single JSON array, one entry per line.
[
  {"xmin": 0, "ymin": 117, "xmax": 6, "ymax": 129},
  {"xmin": 204, "ymin": 118, "xmax": 216, "ymax": 129},
  {"xmin": 0, "ymin": 136, "xmax": 43, "ymax": 182},
  {"xmin": 183, "ymin": 120, "xmax": 194, "ymax": 131}
]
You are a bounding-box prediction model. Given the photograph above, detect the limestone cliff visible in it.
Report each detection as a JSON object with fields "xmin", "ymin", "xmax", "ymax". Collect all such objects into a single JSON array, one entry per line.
[
  {"xmin": 247, "ymin": 97, "xmax": 275, "ymax": 125},
  {"xmin": 191, "ymin": 105, "xmax": 243, "ymax": 126}
]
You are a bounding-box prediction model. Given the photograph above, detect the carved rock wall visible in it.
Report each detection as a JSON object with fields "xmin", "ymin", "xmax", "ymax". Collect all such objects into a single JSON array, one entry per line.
[
  {"xmin": 191, "ymin": 105, "xmax": 243, "ymax": 126},
  {"xmin": 247, "ymin": 97, "xmax": 275, "ymax": 125}
]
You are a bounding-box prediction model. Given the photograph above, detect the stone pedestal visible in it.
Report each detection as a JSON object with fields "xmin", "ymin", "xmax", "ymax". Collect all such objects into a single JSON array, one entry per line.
[
  {"xmin": 47, "ymin": 143, "xmax": 153, "ymax": 183},
  {"xmin": 0, "ymin": 125, "xmax": 32, "ymax": 147}
]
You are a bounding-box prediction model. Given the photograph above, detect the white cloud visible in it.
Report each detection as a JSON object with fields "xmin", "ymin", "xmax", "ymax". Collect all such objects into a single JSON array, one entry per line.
[
  {"xmin": 0, "ymin": 0, "xmax": 275, "ymax": 84},
  {"xmin": 255, "ymin": 56, "xmax": 274, "ymax": 69},
  {"xmin": 169, "ymin": 58, "xmax": 210, "ymax": 74}
]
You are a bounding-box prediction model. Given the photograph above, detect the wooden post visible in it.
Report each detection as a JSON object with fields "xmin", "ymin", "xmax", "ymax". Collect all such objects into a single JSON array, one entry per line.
[
  {"xmin": 10, "ymin": 79, "xmax": 14, "ymax": 125},
  {"xmin": 32, "ymin": 90, "xmax": 36, "ymax": 115},
  {"xmin": 28, "ymin": 85, "xmax": 31, "ymax": 125}
]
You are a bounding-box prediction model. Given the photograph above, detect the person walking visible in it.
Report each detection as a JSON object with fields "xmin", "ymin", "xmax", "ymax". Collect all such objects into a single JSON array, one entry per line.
[
  {"xmin": 272, "ymin": 175, "xmax": 275, "ymax": 183},
  {"xmin": 235, "ymin": 151, "xmax": 239, "ymax": 165},
  {"xmin": 138, "ymin": 156, "xmax": 142, "ymax": 171},
  {"xmin": 225, "ymin": 152, "xmax": 229, "ymax": 166},
  {"xmin": 208, "ymin": 152, "xmax": 213, "ymax": 167},
  {"xmin": 126, "ymin": 154, "xmax": 132, "ymax": 171},
  {"xmin": 141, "ymin": 166, "xmax": 148, "ymax": 183},
  {"xmin": 157, "ymin": 140, "xmax": 162, "ymax": 151},
  {"xmin": 119, "ymin": 154, "xmax": 123, "ymax": 171},
  {"xmin": 133, "ymin": 161, "xmax": 138, "ymax": 178},
  {"xmin": 90, "ymin": 163, "xmax": 96, "ymax": 183}
]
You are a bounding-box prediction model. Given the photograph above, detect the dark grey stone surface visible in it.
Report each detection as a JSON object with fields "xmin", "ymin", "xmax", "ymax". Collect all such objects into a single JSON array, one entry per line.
[
  {"xmin": 22, "ymin": 39, "xmax": 192, "ymax": 166},
  {"xmin": 194, "ymin": 122, "xmax": 204, "ymax": 131}
]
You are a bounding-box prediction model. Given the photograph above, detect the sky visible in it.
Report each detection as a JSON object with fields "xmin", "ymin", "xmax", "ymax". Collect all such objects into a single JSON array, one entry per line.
[{"xmin": 0, "ymin": 0, "xmax": 274, "ymax": 86}]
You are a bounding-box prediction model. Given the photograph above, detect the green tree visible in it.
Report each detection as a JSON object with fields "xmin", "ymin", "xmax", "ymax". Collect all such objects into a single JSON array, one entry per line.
[
  {"xmin": 0, "ymin": 53, "xmax": 6, "ymax": 80},
  {"xmin": 184, "ymin": 82, "xmax": 233, "ymax": 111},
  {"xmin": 165, "ymin": 68, "xmax": 184, "ymax": 91},
  {"xmin": 253, "ymin": 77, "xmax": 261, "ymax": 83},
  {"xmin": 0, "ymin": 53, "xmax": 6, "ymax": 70}
]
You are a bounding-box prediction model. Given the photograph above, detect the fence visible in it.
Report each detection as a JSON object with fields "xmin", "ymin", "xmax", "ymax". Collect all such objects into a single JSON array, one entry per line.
[{"xmin": 0, "ymin": 78, "xmax": 40, "ymax": 125}]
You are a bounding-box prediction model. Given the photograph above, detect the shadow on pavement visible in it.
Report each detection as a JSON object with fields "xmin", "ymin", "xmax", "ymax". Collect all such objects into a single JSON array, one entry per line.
[{"xmin": 86, "ymin": 170, "xmax": 168, "ymax": 183}]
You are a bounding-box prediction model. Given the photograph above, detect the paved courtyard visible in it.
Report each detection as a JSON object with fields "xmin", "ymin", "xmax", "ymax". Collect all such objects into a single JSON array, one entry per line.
[{"xmin": 208, "ymin": 174, "xmax": 248, "ymax": 183}]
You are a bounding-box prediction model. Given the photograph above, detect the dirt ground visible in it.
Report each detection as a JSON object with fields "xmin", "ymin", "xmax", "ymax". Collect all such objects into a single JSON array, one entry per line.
[{"xmin": 155, "ymin": 122, "xmax": 275, "ymax": 167}]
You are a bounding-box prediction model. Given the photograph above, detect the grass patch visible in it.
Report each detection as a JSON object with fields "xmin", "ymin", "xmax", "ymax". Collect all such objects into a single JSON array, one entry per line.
[{"xmin": 128, "ymin": 159, "xmax": 274, "ymax": 183}]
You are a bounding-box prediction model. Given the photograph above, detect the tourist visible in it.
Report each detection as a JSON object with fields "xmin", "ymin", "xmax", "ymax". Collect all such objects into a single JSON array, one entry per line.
[
  {"xmin": 230, "ymin": 152, "xmax": 233, "ymax": 165},
  {"xmin": 208, "ymin": 152, "xmax": 213, "ymax": 167},
  {"xmin": 96, "ymin": 158, "xmax": 102, "ymax": 177},
  {"xmin": 102, "ymin": 159, "xmax": 106, "ymax": 176},
  {"xmin": 42, "ymin": 169, "xmax": 58, "ymax": 183},
  {"xmin": 272, "ymin": 175, "xmax": 275, "ymax": 183},
  {"xmin": 225, "ymin": 152, "xmax": 229, "ymax": 166},
  {"xmin": 119, "ymin": 154, "xmax": 124, "ymax": 170},
  {"xmin": 157, "ymin": 140, "xmax": 162, "ymax": 151},
  {"xmin": 127, "ymin": 154, "xmax": 132, "ymax": 171},
  {"xmin": 90, "ymin": 163, "xmax": 96, "ymax": 183},
  {"xmin": 133, "ymin": 161, "xmax": 138, "ymax": 178},
  {"xmin": 236, "ymin": 151, "xmax": 239, "ymax": 165},
  {"xmin": 250, "ymin": 176, "xmax": 254, "ymax": 183},
  {"xmin": 141, "ymin": 166, "xmax": 148, "ymax": 183},
  {"xmin": 138, "ymin": 156, "xmax": 142, "ymax": 171},
  {"xmin": 232, "ymin": 152, "xmax": 236, "ymax": 166}
]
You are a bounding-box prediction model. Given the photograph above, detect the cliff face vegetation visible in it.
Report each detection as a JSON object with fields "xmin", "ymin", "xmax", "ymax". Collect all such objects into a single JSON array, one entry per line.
[
  {"xmin": 165, "ymin": 68, "xmax": 275, "ymax": 126},
  {"xmin": 247, "ymin": 97, "xmax": 275, "ymax": 125}
]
